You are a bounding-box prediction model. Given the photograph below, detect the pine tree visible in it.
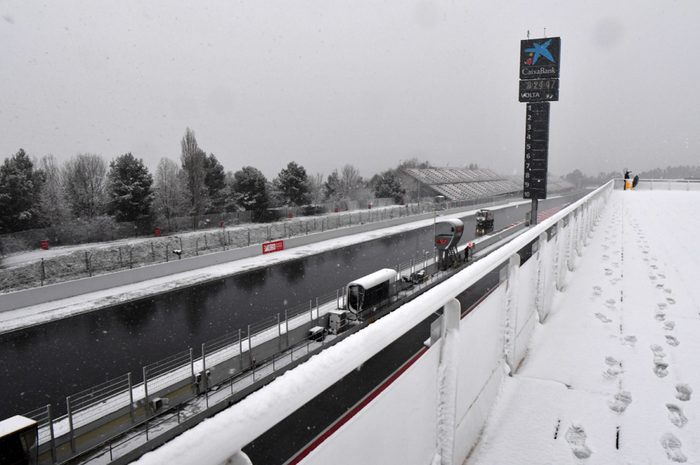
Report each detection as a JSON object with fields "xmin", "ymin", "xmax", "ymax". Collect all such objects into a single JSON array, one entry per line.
[
  {"xmin": 106, "ymin": 153, "xmax": 154, "ymax": 222},
  {"xmin": 374, "ymin": 170, "xmax": 406, "ymax": 203},
  {"xmin": 203, "ymin": 153, "xmax": 227, "ymax": 213},
  {"xmin": 273, "ymin": 161, "xmax": 311, "ymax": 206},
  {"xmin": 0, "ymin": 149, "xmax": 43, "ymax": 232},
  {"xmin": 231, "ymin": 167, "xmax": 269, "ymax": 212}
]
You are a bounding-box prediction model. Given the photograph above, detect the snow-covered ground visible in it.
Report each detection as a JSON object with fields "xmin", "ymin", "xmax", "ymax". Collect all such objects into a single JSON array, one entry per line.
[{"xmin": 468, "ymin": 190, "xmax": 700, "ymax": 464}]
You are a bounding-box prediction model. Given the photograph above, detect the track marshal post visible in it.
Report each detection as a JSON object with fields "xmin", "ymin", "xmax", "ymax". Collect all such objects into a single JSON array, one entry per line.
[{"xmin": 519, "ymin": 36, "xmax": 561, "ymax": 225}]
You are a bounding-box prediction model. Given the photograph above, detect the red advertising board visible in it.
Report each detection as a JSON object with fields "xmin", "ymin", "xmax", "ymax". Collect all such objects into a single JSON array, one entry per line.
[{"xmin": 262, "ymin": 240, "xmax": 284, "ymax": 254}]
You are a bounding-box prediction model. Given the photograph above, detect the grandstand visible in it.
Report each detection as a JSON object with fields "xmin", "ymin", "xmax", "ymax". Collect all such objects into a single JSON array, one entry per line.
[{"xmin": 400, "ymin": 167, "xmax": 574, "ymax": 201}]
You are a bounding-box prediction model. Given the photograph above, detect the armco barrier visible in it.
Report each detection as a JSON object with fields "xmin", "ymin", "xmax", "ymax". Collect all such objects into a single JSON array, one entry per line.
[{"xmin": 135, "ymin": 182, "xmax": 612, "ymax": 465}]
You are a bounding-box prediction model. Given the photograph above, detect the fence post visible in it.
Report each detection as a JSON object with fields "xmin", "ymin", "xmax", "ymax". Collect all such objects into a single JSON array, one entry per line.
[
  {"xmin": 48, "ymin": 404, "xmax": 57, "ymax": 463},
  {"xmin": 285, "ymin": 309, "xmax": 289, "ymax": 347},
  {"xmin": 248, "ymin": 325, "xmax": 253, "ymax": 365},
  {"xmin": 85, "ymin": 252, "xmax": 91, "ymax": 277},
  {"xmin": 195, "ymin": 238, "xmax": 199, "ymax": 256},
  {"xmin": 247, "ymin": 229, "xmax": 251, "ymax": 246},
  {"xmin": 151, "ymin": 242, "xmax": 155, "ymax": 262},
  {"xmin": 129, "ymin": 248, "xmax": 133, "ymax": 269},
  {"xmin": 66, "ymin": 396, "xmax": 76, "ymax": 453},
  {"xmin": 128, "ymin": 372, "xmax": 135, "ymax": 423},
  {"xmin": 277, "ymin": 313, "xmax": 281, "ymax": 352},
  {"xmin": 201, "ymin": 343, "xmax": 207, "ymax": 394},
  {"xmin": 40, "ymin": 259, "xmax": 45, "ymax": 286},
  {"xmin": 166, "ymin": 244, "xmax": 169, "ymax": 262},
  {"xmin": 190, "ymin": 348, "xmax": 195, "ymax": 383},
  {"xmin": 239, "ymin": 329, "xmax": 243, "ymax": 371},
  {"xmin": 143, "ymin": 367, "xmax": 150, "ymax": 416},
  {"xmin": 316, "ymin": 297, "xmax": 320, "ymax": 325}
]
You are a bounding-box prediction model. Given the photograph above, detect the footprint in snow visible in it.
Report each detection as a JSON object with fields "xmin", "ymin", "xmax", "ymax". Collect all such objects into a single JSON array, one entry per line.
[
  {"xmin": 656, "ymin": 283, "xmax": 665, "ymax": 289},
  {"xmin": 622, "ymin": 335, "xmax": 637, "ymax": 347},
  {"xmin": 608, "ymin": 391, "xmax": 632, "ymax": 413},
  {"xmin": 666, "ymin": 297, "xmax": 676, "ymax": 305},
  {"xmin": 675, "ymin": 384, "xmax": 693, "ymax": 402},
  {"xmin": 667, "ymin": 404, "xmax": 688, "ymax": 428},
  {"xmin": 651, "ymin": 345, "xmax": 666, "ymax": 357},
  {"xmin": 664, "ymin": 321, "xmax": 676, "ymax": 331},
  {"xmin": 592, "ymin": 286, "xmax": 602, "ymax": 296},
  {"xmin": 661, "ymin": 433, "xmax": 687, "ymax": 463},
  {"xmin": 595, "ymin": 313, "xmax": 612, "ymax": 323},
  {"xmin": 658, "ymin": 302, "xmax": 668, "ymax": 310},
  {"xmin": 658, "ymin": 273, "xmax": 666, "ymax": 278},
  {"xmin": 602, "ymin": 255, "xmax": 610, "ymax": 261},
  {"xmin": 651, "ymin": 264, "xmax": 658, "ymax": 270},
  {"xmin": 664, "ymin": 288, "xmax": 673, "ymax": 294},
  {"xmin": 565, "ymin": 425, "xmax": 593, "ymax": 459},
  {"xmin": 655, "ymin": 310, "xmax": 666, "ymax": 322},
  {"xmin": 666, "ymin": 335, "xmax": 680, "ymax": 347},
  {"xmin": 604, "ymin": 268, "xmax": 613, "ymax": 275},
  {"xmin": 654, "ymin": 361, "xmax": 669, "ymax": 378},
  {"xmin": 649, "ymin": 275, "xmax": 658, "ymax": 281}
]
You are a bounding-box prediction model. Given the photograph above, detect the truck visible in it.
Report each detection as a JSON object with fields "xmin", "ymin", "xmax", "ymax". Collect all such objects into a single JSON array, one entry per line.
[{"xmin": 475, "ymin": 209, "xmax": 494, "ymax": 235}]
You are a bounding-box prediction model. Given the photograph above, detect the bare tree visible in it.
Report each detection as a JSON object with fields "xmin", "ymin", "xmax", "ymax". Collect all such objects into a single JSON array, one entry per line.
[
  {"xmin": 180, "ymin": 128, "xmax": 209, "ymax": 222},
  {"xmin": 308, "ymin": 172, "xmax": 324, "ymax": 204},
  {"xmin": 338, "ymin": 164, "xmax": 363, "ymax": 200},
  {"xmin": 153, "ymin": 158, "xmax": 188, "ymax": 230},
  {"xmin": 38, "ymin": 154, "xmax": 69, "ymax": 226},
  {"xmin": 62, "ymin": 153, "xmax": 107, "ymax": 220}
]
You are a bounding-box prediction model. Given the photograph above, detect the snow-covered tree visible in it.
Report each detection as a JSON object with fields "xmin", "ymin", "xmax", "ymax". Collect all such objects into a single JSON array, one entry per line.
[
  {"xmin": 203, "ymin": 153, "xmax": 227, "ymax": 213},
  {"xmin": 373, "ymin": 170, "xmax": 406, "ymax": 203},
  {"xmin": 323, "ymin": 169, "xmax": 341, "ymax": 201},
  {"xmin": 0, "ymin": 149, "xmax": 43, "ymax": 232},
  {"xmin": 273, "ymin": 161, "xmax": 311, "ymax": 206},
  {"xmin": 106, "ymin": 153, "xmax": 154, "ymax": 222},
  {"xmin": 180, "ymin": 128, "xmax": 209, "ymax": 220},
  {"xmin": 231, "ymin": 166, "xmax": 269, "ymax": 213},
  {"xmin": 38, "ymin": 154, "xmax": 69, "ymax": 227},
  {"xmin": 308, "ymin": 172, "xmax": 324, "ymax": 204},
  {"xmin": 338, "ymin": 164, "xmax": 363, "ymax": 200},
  {"xmin": 153, "ymin": 158, "xmax": 188, "ymax": 229},
  {"xmin": 62, "ymin": 153, "xmax": 107, "ymax": 220}
]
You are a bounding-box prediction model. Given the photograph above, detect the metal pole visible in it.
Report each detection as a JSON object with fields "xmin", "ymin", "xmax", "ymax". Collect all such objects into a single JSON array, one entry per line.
[
  {"xmin": 48, "ymin": 404, "xmax": 57, "ymax": 464},
  {"xmin": 285, "ymin": 309, "xmax": 289, "ymax": 347},
  {"xmin": 248, "ymin": 325, "xmax": 252, "ymax": 365},
  {"xmin": 66, "ymin": 396, "xmax": 76, "ymax": 453},
  {"xmin": 530, "ymin": 199, "xmax": 538, "ymax": 226},
  {"xmin": 201, "ymin": 343, "xmax": 207, "ymax": 391},
  {"xmin": 316, "ymin": 297, "xmax": 320, "ymax": 325},
  {"xmin": 190, "ymin": 348, "xmax": 194, "ymax": 383},
  {"xmin": 128, "ymin": 373, "xmax": 135, "ymax": 423},
  {"xmin": 143, "ymin": 367, "xmax": 150, "ymax": 416},
  {"xmin": 238, "ymin": 329, "xmax": 243, "ymax": 371}
]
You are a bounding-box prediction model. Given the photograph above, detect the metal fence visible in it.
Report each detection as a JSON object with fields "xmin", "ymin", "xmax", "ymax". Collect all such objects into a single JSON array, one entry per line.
[{"xmin": 0, "ymin": 194, "xmax": 518, "ymax": 294}]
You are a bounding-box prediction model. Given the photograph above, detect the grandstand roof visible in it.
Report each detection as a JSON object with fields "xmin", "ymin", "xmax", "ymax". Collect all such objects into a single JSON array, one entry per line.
[{"xmin": 401, "ymin": 167, "xmax": 574, "ymax": 201}]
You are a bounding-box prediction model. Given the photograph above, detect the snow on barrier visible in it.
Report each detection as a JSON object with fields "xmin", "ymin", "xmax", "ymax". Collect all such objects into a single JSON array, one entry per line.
[{"xmin": 135, "ymin": 182, "xmax": 613, "ymax": 465}]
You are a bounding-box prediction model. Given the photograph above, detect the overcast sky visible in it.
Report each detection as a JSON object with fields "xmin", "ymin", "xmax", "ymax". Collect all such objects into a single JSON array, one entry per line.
[{"xmin": 1, "ymin": 0, "xmax": 699, "ymax": 181}]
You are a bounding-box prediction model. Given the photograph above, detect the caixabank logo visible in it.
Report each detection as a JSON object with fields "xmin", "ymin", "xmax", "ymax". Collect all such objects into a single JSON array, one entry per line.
[{"xmin": 520, "ymin": 37, "xmax": 561, "ymax": 79}]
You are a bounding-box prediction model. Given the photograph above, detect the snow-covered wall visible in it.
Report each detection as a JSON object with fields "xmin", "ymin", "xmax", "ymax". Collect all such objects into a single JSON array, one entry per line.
[{"xmin": 135, "ymin": 182, "xmax": 613, "ymax": 465}]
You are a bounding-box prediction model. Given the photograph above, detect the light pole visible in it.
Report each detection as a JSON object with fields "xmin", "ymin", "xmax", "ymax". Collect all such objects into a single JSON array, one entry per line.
[{"xmin": 433, "ymin": 195, "xmax": 445, "ymax": 239}]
